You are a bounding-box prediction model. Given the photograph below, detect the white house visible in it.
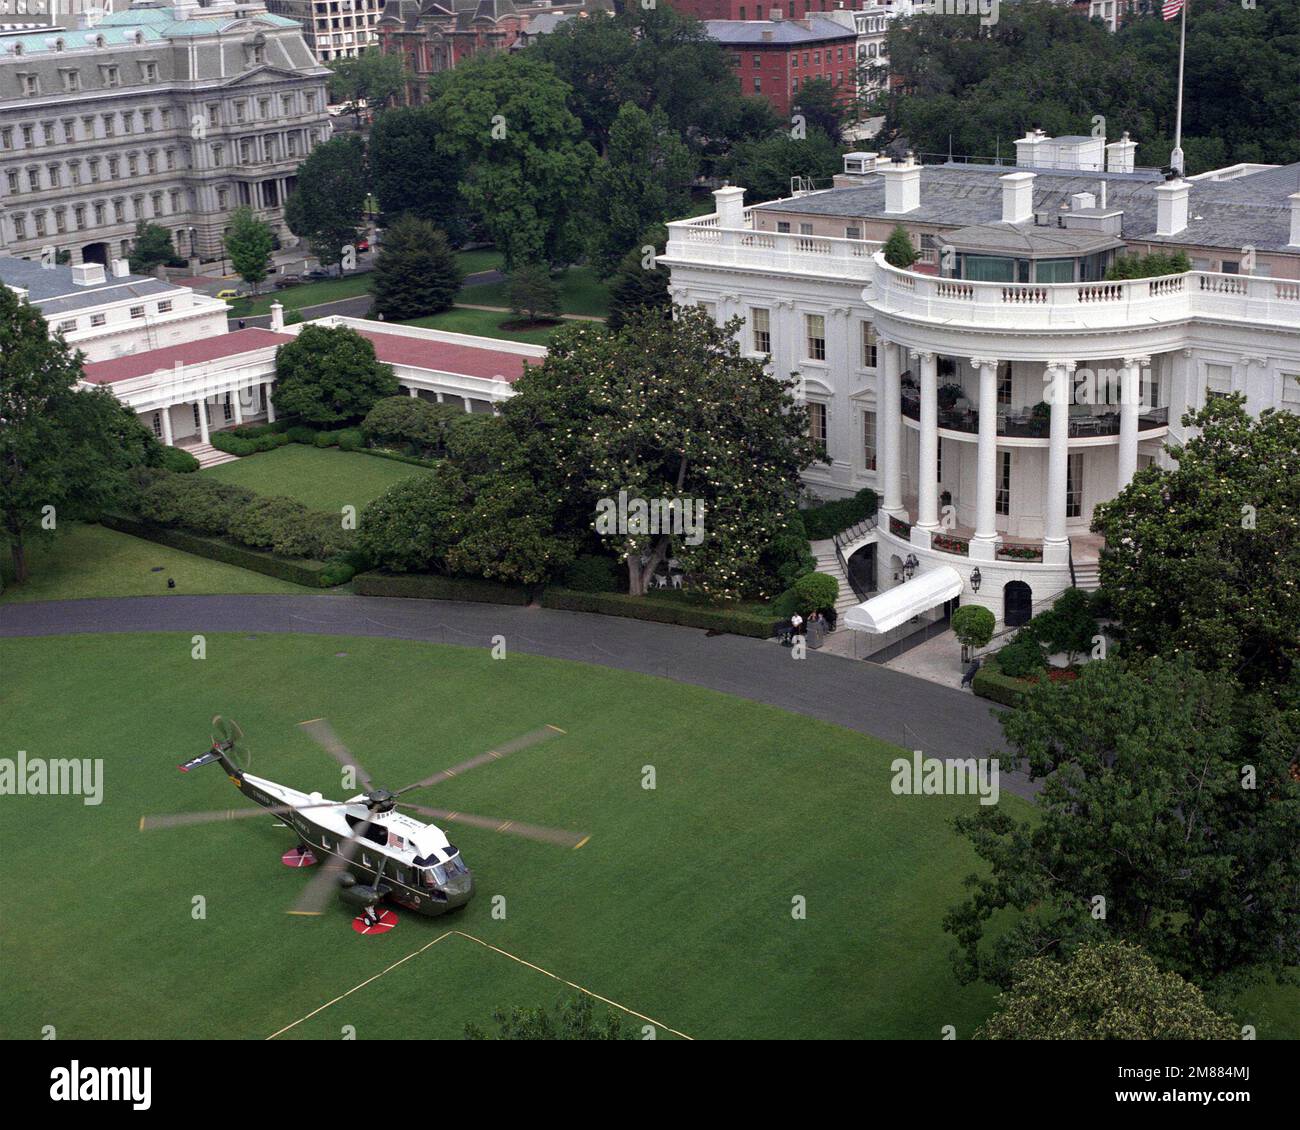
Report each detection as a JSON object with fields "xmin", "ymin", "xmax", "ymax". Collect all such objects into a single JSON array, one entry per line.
[
  {"xmin": 0, "ymin": 254, "xmax": 229, "ymax": 361},
  {"xmin": 660, "ymin": 132, "xmax": 1300, "ymax": 634}
]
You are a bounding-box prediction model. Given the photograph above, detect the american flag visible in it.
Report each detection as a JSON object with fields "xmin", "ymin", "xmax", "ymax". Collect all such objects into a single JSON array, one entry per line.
[{"xmin": 1163, "ymin": 0, "xmax": 1185, "ymax": 19}]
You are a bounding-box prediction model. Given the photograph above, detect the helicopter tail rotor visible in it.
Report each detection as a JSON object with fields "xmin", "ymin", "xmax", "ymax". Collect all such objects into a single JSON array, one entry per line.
[{"xmin": 210, "ymin": 715, "xmax": 251, "ymax": 772}]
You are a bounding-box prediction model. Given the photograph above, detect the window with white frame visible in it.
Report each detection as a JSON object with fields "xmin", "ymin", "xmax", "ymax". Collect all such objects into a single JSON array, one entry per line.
[
  {"xmin": 997, "ymin": 362, "xmax": 1012, "ymax": 406},
  {"xmin": 223, "ymin": 393, "xmax": 233, "ymax": 422},
  {"xmin": 995, "ymin": 451, "xmax": 1010, "ymax": 515},
  {"xmin": 1206, "ymin": 364, "xmax": 1233, "ymax": 399},
  {"xmin": 805, "ymin": 313, "xmax": 825, "ymax": 361},
  {"xmin": 1066, "ymin": 453, "xmax": 1083, "ymax": 518},
  {"xmin": 151, "ymin": 413, "xmax": 162, "ymax": 438},
  {"xmin": 862, "ymin": 410, "xmax": 876, "ymax": 470},
  {"xmin": 1281, "ymin": 372, "xmax": 1300, "ymax": 408},
  {"xmin": 750, "ymin": 307, "xmax": 771, "ymax": 354},
  {"xmin": 129, "ymin": 305, "xmax": 145, "ymax": 320},
  {"xmin": 57, "ymin": 319, "xmax": 77, "ymax": 334},
  {"xmin": 90, "ymin": 313, "xmax": 106, "ymax": 327},
  {"xmin": 808, "ymin": 401, "xmax": 828, "ymax": 452},
  {"xmin": 861, "ymin": 321, "xmax": 877, "ymax": 368}
]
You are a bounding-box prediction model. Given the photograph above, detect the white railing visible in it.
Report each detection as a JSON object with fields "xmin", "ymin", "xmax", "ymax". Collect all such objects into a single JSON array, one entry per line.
[
  {"xmin": 663, "ymin": 214, "xmax": 881, "ymax": 281},
  {"xmin": 871, "ymin": 254, "xmax": 1300, "ymax": 331}
]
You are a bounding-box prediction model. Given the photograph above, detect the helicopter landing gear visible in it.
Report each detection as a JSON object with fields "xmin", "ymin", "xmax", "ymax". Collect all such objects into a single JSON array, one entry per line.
[
  {"xmin": 352, "ymin": 907, "xmax": 398, "ymax": 935},
  {"xmin": 281, "ymin": 845, "xmax": 318, "ymax": 867}
]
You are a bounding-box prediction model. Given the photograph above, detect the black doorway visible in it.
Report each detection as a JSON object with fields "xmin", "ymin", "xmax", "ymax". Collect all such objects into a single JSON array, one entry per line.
[{"xmin": 1003, "ymin": 580, "xmax": 1032, "ymax": 627}]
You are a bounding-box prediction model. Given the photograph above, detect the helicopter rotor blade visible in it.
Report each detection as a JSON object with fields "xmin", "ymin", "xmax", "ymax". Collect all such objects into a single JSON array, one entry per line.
[
  {"xmin": 140, "ymin": 799, "xmax": 340, "ymax": 832},
  {"xmin": 298, "ymin": 717, "xmax": 374, "ymax": 793},
  {"xmin": 287, "ymin": 816, "xmax": 375, "ymax": 917},
  {"xmin": 394, "ymin": 802, "xmax": 588, "ymax": 850},
  {"xmin": 392, "ymin": 726, "xmax": 565, "ymax": 798}
]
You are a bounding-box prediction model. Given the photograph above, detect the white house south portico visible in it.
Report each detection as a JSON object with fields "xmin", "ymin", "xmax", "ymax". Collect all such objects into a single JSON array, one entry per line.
[{"xmin": 661, "ymin": 132, "xmax": 1300, "ymax": 631}]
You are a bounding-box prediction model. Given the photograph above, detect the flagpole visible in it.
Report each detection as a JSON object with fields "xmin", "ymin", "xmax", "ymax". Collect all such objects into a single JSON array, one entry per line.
[{"xmin": 1171, "ymin": 0, "xmax": 1187, "ymax": 177}]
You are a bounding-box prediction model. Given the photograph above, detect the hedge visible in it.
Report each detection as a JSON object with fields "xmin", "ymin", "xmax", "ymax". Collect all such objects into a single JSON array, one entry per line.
[
  {"xmin": 800, "ymin": 487, "xmax": 879, "ymax": 540},
  {"xmin": 541, "ymin": 588, "xmax": 774, "ymax": 638},
  {"xmin": 159, "ymin": 446, "xmax": 201, "ymax": 473},
  {"xmin": 100, "ymin": 513, "xmax": 352, "ymax": 588},
  {"xmin": 971, "ymin": 656, "xmax": 1028, "ymax": 708},
  {"xmin": 353, "ymin": 570, "xmax": 530, "ymax": 605}
]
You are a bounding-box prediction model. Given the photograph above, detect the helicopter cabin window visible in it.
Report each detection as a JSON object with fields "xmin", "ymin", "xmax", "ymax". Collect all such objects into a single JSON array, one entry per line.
[{"xmin": 346, "ymin": 814, "xmax": 388, "ymax": 846}]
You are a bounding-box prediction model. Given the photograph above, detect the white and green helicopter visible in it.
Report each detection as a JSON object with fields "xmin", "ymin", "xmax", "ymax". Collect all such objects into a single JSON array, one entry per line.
[{"xmin": 141, "ymin": 717, "xmax": 588, "ymax": 919}]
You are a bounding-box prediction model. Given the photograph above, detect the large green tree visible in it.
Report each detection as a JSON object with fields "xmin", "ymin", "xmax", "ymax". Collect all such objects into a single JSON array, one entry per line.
[
  {"xmin": 367, "ymin": 105, "xmax": 469, "ymax": 241},
  {"xmin": 370, "ymin": 215, "xmax": 462, "ymax": 322},
  {"xmin": 725, "ymin": 128, "xmax": 844, "ymax": 205},
  {"xmin": 272, "ymin": 325, "xmax": 398, "ymax": 425},
  {"xmin": 944, "ymin": 655, "xmax": 1300, "ymax": 997},
  {"xmin": 976, "ymin": 941, "xmax": 1241, "ymax": 1041},
  {"xmin": 327, "ymin": 48, "xmax": 407, "ymax": 127},
  {"xmin": 223, "ymin": 207, "xmax": 275, "ymax": 294},
  {"xmin": 606, "ymin": 225, "xmax": 670, "ymax": 333},
  {"xmin": 1092, "ymin": 395, "xmax": 1300, "ymax": 689},
  {"xmin": 428, "ymin": 53, "xmax": 596, "ymax": 270},
  {"xmin": 589, "ymin": 103, "xmax": 693, "ymax": 277},
  {"xmin": 0, "ymin": 287, "xmax": 159, "ymax": 582},
  {"xmin": 128, "ymin": 221, "xmax": 176, "ymax": 274},
  {"xmin": 285, "ymin": 135, "xmax": 368, "ymax": 272},
  {"xmin": 501, "ymin": 306, "xmax": 822, "ymax": 597}
]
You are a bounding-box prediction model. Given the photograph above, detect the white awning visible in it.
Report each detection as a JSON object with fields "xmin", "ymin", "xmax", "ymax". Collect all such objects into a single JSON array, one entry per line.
[{"xmin": 843, "ymin": 565, "xmax": 964, "ymax": 635}]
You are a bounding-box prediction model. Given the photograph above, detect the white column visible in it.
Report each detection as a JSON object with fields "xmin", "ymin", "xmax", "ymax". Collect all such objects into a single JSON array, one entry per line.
[
  {"xmin": 1116, "ymin": 354, "xmax": 1144, "ymax": 491},
  {"xmin": 232, "ymin": 389, "xmax": 244, "ymax": 426},
  {"xmin": 971, "ymin": 356, "xmax": 999, "ymax": 557},
  {"xmin": 1043, "ymin": 361, "xmax": 1071, "ymax": 563},
  {"xmin": 880, "ymin": 339, "xmax": 903, "ymax": 516},
  {"xmin": 197, "ymin": 398, "xmax": 210, "ymax": 443},
  {"xmin": 408, "ymin": 386, "xmax": 418, "ymax": 398},
  {"xmin": 915, "ymin": 351, "xmax": 939, "ymax": 530},
  {"xmin": 462, "ymin": 396, "xmax": 472, "ymax": 413},
  {"xmin": 160, "ymin": 405, "xmax": 174, "ymax": 447},
  {"xmin": 435, "ymin": 392, "xmax": 445, "ymax": 404},
  {"xmin": 264, "ymin": 383, "xmax": 276, "ymax": 422}
]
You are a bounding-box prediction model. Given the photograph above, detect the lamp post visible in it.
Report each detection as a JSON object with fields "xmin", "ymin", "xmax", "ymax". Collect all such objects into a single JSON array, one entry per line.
[
  {"xmin": 970, "ymin": 567, "xmax": 982, "ymax": 594},
  {"xmin": 903, "ymin": 553, "xmax": 919, "ymax": 581}
]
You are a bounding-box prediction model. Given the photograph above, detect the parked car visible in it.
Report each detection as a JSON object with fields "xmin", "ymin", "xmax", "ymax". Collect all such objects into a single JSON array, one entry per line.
[
  {"xmin": 274, "ymin": 275, "xmax": 302, "ymax": 290},
  {"xmin": 355, "ymin": 237, "xmax": 370, "ymax": 253},
  {"xmin": 215, "ymin": 288, "xmax": 243, "ymax": 302},
  {"xmin": 304, "ymin": 269, "xmax": 330, "ymax": 281}
]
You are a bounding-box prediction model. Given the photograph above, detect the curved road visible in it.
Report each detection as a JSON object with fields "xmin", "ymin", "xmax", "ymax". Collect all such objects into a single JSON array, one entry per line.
[{"xmin": 0, "ymin": 594, "xmax": 1033, "ymax": 798}]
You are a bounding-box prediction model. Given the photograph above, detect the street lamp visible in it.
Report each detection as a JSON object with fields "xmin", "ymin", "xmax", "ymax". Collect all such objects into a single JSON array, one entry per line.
[
  {"xmin": 903, "ymin": 553, "xmax": 919, "ymax": 581},
  {"xmin": 970, "ymin": 567, "xmax": 982, "ymax": 593}
]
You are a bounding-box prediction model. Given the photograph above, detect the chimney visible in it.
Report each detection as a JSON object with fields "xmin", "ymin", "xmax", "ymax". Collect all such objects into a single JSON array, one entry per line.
[
  {"xmin": 1000, "ymin": 171, "xmax": 1035, "ymax": 225},
  {"xmin": 713, "ymin": 184, "xmax": 746, "ymax": 228},
  {"xmin": 1154, "ymin": 179, "xmax": 1190, "ymax": 237},
  {"xmin": 270, "ymin": 301, "xmax": 286, "ymax": 332},
  {"xmin": 1014, "ymin": 128, "xmax": 1046, "ymax": 169},
  {"xmin": 1105, "ymin": 131, "xmax": 1137, "ymax": 174},
  {"xmin": 1289, "ymin": 192, "xmax": 1300, "ymax": 248},
  {"xmin": 881, "ymin": 153, "xmax": 920, "ymax": 214},
  {"xmin": 71, "ymin": 262, "xmax": 107, "ymax": 286},
  {"xmin": 110, "ymin": 258, "xmax": 130, "ymax": 278}
]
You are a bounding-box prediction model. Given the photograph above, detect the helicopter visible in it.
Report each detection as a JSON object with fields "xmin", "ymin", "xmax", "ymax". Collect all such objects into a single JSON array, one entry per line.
[{"xmin": 140, "ymin": 716, "xmax": 589, "ymax": 920}]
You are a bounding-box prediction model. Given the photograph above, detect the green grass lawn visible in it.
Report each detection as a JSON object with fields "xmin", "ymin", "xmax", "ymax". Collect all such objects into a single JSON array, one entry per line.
[
  {"xmin": 0, "ymin": 523, "xmax": 308, "ymax": 603},
  {"xmin": 228, "ymin": 273, "xmax": 375, "ymax": 319},
  {"xmin": 401, "ymin": 306, "xmax": 568, "ymax": 346},
  {"xmin": 200, "ymin": 444, "xmax": 433, "ymax": 513},
  {"xmin": 0, "ymin": 631, "xmax": 1029, "ymax": 1041},
  {"xmin": 457, "ymin": 248, "xmax": 505, "ymax": 276},
  {"xmin": 458, "ymin": 265, "xmax": 610, "ymax": 318}
]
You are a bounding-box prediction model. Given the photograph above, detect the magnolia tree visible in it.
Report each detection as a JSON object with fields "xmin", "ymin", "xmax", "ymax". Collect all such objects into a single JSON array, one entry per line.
[{"xmin": 502, "ymin": 306, "xmax": 821, "ymax": 597}]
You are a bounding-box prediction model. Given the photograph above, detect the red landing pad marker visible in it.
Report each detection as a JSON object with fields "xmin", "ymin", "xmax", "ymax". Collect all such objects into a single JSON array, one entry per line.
[
  {"xmin": 352, "ymin": 909, "xmax": 398, "ymax": 936},
  {"xmin": 281, "ymin": 847, "xmax": 318, "ymax": 868}
]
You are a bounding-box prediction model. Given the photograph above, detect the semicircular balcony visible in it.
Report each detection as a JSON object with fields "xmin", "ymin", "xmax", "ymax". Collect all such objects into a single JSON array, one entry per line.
[{"xmin": 899, "ymin": 387, "xmax": 1169, "ymax": 442}]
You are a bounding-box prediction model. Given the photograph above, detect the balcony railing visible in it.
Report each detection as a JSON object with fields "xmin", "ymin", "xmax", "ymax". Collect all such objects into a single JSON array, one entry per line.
[
  {"xmin": 663, "ymin": 213, "xmax": 880, "ymax": 280},
  {"xmin": 873, "ymin": 254, "xmax": 1300, "ymax": 332},
  {"xmin": 900, "ymin": 391, "xmax": 1169, "ymax": 437}
]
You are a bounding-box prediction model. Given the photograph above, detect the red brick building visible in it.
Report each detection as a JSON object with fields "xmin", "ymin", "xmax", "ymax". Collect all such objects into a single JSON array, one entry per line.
[
  {"xmin": 675, "ymin": 0, "xmax": 872, "ymax": 17},
  {"xmin": 706, "ymin": 14, "xmax": 859, "ymax": 118}
]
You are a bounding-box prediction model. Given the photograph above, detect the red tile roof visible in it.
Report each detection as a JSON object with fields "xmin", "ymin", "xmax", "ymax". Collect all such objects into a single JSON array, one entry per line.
[
  {"xmin": 355, "ymin": 329, "xmax": 534, "ymax": 384},
  {"xmin": 81, "ymin": 329, "xmax": 294, "ymax": 384}
]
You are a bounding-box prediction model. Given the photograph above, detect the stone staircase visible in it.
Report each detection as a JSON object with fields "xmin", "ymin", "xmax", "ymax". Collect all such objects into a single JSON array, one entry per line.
[
  {"xmin": 1072, "ymin": 560, "xmax": 1101, "ymax": 591},
  {"xmin": 182, "ymin": 442, "xmax": 240, "ymax": 468},
  {"xmin": 811, "ymin": 539, "xmax": 862, "ymax": 620}
]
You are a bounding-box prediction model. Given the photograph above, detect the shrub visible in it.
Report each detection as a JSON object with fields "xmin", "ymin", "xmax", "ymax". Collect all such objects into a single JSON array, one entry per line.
[
  {"xmin": 997, "ymin": 632, "xmax": 1047, "ymax": 678},
  {"xmin": 792, "ymin": 571, "xmax": 840, "ymax": 615},
  {"xmin": 285, "ymin": 425, "xmax": 318, "ymax": 445},
  {"xmin": 361, "ymin": 396, "xmax": 460, "ymax": 458},
  {"xmin": 318, "ymin": 560, "xmax": 357, "ymax": 587},
  {"xmin": 541, "ymin": 588, "xmax": 772, "ymax": 638},
  {"xmin": 159, "ymin": 446, "xmax": 200, "ymax": 473},
  {"xmin": 353, "ymin": 571, "xmax": 529, "ymax": 605},
  {"xmin": 952, "ymin": 604, "xmax": 996, "ymax": 650},
  {"xmin": 1031, "ymin": 586, "xmax": 1097, "ymax": 658},
  {"xmin": 136, "ymin": 475, "xmax": 255, "ymax": 535},
  {"xmin": 337, "ymin": 428, "xmax": 364, "ymax": 452},
  {"xmin": 561, "ymin": 554, "xmax": 621, "ymax": 593},
  {"xmin": 227, "ymin": 494, "xmax": 313, "ymax": 551},
  {"xmin": 883, "ymin": 225, "xmax": 918, "ymax": 269},
  {"xmin": 971, "ymin": 656, "xmax": 1028, "ymax": 708}
]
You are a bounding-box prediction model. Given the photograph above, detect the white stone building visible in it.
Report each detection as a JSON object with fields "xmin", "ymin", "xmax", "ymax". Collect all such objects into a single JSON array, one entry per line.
[
  {"xmin": 660, "ymin": 133, "xmax": 1300, "ymax": 632},
  {"xmin": 1, "ymin": 252, "xmax": 228, "ymax": 360}
]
